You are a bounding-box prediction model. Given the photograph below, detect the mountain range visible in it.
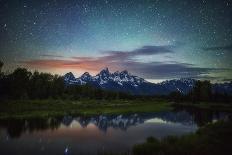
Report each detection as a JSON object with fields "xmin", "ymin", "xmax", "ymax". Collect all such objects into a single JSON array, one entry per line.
[{"xmin": 64, "ymin": 68, "xmax": 232, "ymax": 95}]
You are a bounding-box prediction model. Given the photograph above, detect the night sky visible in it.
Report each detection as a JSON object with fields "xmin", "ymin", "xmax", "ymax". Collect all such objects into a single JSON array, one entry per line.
[{"xmin": 0, "ymin": 0, "xmax": 231, "ymax": 83}]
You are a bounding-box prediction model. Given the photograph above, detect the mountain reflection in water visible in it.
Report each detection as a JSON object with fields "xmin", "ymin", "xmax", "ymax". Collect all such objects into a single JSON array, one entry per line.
[
  {"xmin": 0, "ymin": 109, "xmax": 229, "ymax": 155},
  {"xmin": 0, "ymin": 109, "xmax": 228, "ymax": 139}
]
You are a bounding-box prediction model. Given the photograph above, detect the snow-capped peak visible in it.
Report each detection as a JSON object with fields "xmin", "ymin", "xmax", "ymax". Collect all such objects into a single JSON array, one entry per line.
[
  {"xmin": 121, "ymin": 70, "xmax": 129, "ymax": 75},
  {"xmin": 80, "ymin": 72, "xmax": 92, "ymax": 80},
  {"xmin": 64, "ymin": 72, "xmax": 75, "ymax": 81},
  {"xmin": 97, "ymin": 67, "xmax": 111, "ymax": 81},
  {"xmin": 63, "ymin": 69, "xmax": 232, "ymax": 95},
  {"xmin": 100, "ymin": 67, "xmax": 110, "ymax": 74},
  {"xmin": 64, "ymin": 68, "xmax": 147, "ymax": 88}
]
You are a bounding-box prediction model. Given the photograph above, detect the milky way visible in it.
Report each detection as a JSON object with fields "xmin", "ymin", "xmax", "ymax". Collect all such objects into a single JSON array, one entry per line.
[{"xmin": 0, "ymin": 0, "xmax": 231, "ymax": 82}]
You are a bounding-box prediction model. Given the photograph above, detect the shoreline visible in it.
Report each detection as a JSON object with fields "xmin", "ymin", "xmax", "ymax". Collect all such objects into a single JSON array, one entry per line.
[{"xmin": 0, "ymin": 99, "xmax": 231, "ymax": 119}]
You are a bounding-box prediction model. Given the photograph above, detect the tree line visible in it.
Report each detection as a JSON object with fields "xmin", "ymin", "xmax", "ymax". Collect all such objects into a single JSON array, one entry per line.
[
  {"xmin": 168, "ymin": 80, "xmax": 231, "ymax": 103},
  {"xmin": 0, "ymin": 61, "xmax": 231, "ymax": 103}
]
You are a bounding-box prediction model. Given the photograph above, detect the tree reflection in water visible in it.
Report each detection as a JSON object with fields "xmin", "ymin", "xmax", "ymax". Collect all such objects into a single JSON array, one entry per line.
[{"xmin": 0, "ymin": 108, "xmax": 229, "ymax": 139}]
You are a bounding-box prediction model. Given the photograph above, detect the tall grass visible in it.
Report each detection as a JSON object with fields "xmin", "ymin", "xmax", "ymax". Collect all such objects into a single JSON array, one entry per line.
[{"xmin": 133, "ymin": 120, "xmax": 232, "ymax": 155}]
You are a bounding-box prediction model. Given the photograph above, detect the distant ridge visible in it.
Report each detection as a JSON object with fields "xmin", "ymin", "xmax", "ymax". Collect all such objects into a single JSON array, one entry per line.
[{"xmin": 64, "ymin": 68, "xmax": 232, "ymax": 95}]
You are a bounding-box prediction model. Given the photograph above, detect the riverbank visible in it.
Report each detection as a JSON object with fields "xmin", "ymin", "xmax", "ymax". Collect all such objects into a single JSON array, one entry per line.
[
  {"xmin": 132, "ymin": 119, "xmax": 232, "ymax": 155},
  {"xmin": 173, "ymin": 102, "xmax": 232, "ymax": 112},
  {"xmin": 1, "ymin": 99, "xmax": 232, "ymax": 119},
  {"xmin": 0, "ymin": 99, "xmax": 172, "ymax": 119}
]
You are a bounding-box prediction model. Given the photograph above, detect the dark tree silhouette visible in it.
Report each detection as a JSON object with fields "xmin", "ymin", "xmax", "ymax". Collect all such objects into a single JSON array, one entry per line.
[
  {"xmin": 169, "ymin": 91, "xmax": 183, "ymax": 102},
  {"xmin": 0, "ymin": 60, "xmax": 3, "ymax": 72},
  {"xmin": 0, "ymin": 67, "xmax": 231, "ymax": 103},
  {"xmin": 191, "ymin": 80, "xmax": 212, "ymax": 102},
  {"xmin": 10, "ymin": 68, "xmax": 32, "ymax": 99}
]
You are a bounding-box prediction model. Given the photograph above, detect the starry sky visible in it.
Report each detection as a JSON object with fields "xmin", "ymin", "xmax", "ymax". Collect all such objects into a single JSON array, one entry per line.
[{"xmin": 0, "ymin": 0, "xmax": 231, "ymax": 83}]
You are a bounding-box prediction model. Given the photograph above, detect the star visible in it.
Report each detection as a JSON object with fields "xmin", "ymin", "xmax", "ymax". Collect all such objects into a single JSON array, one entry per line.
[
  {"xmin": 0, "ymin": 0, "xmax": 231, "ymax": 82},
  {"xmin": 3, "ymin": 24, "xmax": 7, "ymax": 30}
]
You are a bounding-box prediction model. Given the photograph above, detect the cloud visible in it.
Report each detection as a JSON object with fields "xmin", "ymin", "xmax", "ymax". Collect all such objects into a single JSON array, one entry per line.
[
  {"xmin": 132, "ymin": 45, "xmax": 175, "ymax": 55},
  {"xmin": 21, "ymin": 58, "xmax": 227, "ymax": 79},
  {"xmin": 202, "ymin": 43, "xmax": 232, "ymax": 51},
  {"xmin": 114, "ymin": 61, "xmax": 228, "ymax": 79},
  {"xmin": 103, "ymin": 45, "xmax": 175, "ymax": 61},
  {"xmin": 20, "ymin": 45, "xmax": 229, "ymax": 80}
]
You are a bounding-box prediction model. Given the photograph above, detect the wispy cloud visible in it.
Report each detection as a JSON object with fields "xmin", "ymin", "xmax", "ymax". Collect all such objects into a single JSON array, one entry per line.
[{"xmin": 102, "ymin": 45, "xmax": 175, "ymax": 61}]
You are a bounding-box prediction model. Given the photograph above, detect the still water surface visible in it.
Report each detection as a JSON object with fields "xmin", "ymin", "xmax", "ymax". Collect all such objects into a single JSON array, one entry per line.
[{"xmin": 0, "ymin": 108, "xmax": 229, "ymax": 155}]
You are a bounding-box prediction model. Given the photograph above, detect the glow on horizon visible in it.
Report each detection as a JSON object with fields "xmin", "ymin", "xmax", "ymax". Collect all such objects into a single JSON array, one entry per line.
[{"xmin": 146, "ymin": 79, "xmax": 167, "ymax": 83}]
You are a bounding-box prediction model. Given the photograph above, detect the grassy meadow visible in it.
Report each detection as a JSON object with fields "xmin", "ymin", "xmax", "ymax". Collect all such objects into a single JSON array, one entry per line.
[{"xmin": 0, "ymin": 99, "xmax": 172, "ymax": 119}]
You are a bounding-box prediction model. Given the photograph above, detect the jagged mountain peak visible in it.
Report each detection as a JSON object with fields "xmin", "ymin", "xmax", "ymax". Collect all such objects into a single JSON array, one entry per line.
[
  {"xmin": 98, "ymin": 67, "xmax": 111, "ymax": 81},
  {"xmin": 80, "ymin": 72, "xmax": 92, "ymax": 81},
  {"xmin": 113, "ymin": 71, "xmax": 120, "ymax": 75},
  {"xmin": 64, "ymin": 68, "xmax": 232, "ymax": 95},
  {"xmin": 64, "ymin": 68, "xmax": 149, "ymax": 92},
  {"xmin": 121, "ymin": 70, "xmax": 129, "ymax": 74},
  {"xmin": 82, "ymin": 72, "xmax": 90, "ymax": 75},
  {"xmin": 64, "ymin": 72, "xmax": 75, "ymax": 80},
  {"xmin": 81, "ymin": 72, "xmax": 91, "ymax": 77},
  {"xmin": 100, "ymin": 67, "xmax": 110, "ymax": 74},
  {"xmin": 65, "ymin": 72, "xmax": 74, "ymax": 76}
]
